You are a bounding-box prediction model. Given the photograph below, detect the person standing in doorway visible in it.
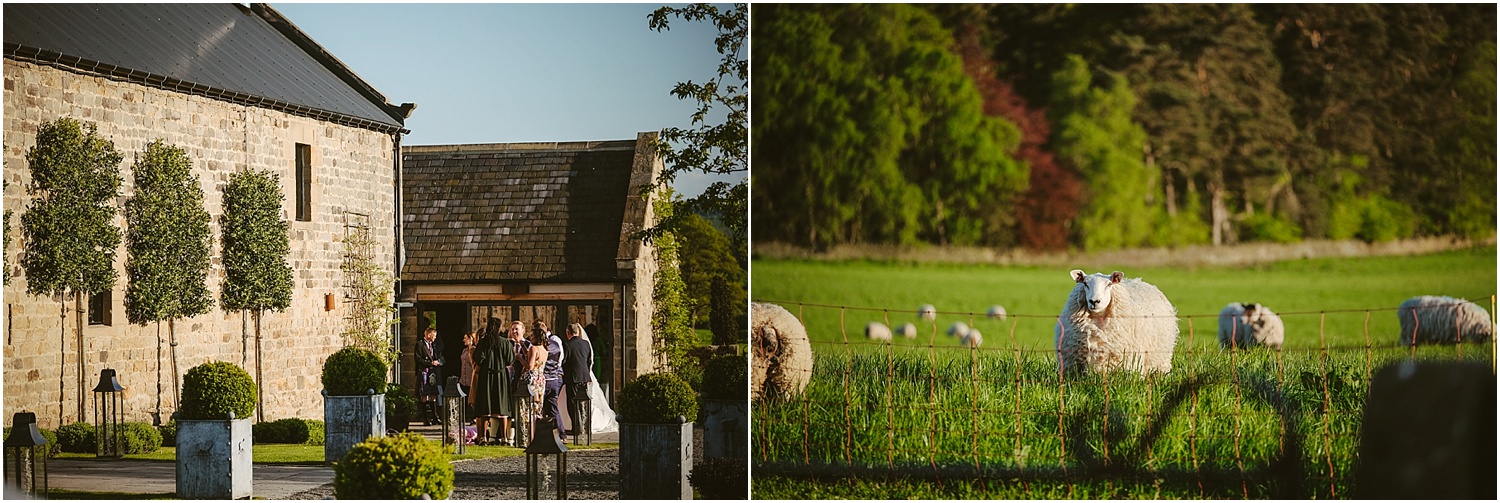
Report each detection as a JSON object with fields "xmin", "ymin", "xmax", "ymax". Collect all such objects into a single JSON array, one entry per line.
[
  {"xmin": 537, "ymin": 320, "xmax": 567, "ymax": 442},
  {"xmin": 415, "ymin": 327, "xmax": 445, "ymax": 425},
  {"xmin": 562, "ymin": 322, "xmax": 594, "ymax": 441}
]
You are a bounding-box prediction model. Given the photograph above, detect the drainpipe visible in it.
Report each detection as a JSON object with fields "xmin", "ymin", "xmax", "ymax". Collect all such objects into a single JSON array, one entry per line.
[{"xmin": 392, "ymin": 131, "xmax": 404, "ymax": 384}]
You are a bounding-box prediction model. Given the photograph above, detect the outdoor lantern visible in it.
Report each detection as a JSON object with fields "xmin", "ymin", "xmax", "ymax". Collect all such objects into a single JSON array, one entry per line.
[
  {"xmin": 92, "ymin": 368, "xmax": 125, "ymax": 458},
  {"xmin": 441, "ymin": 376, "xmax": 466, "ymax": 454},
  {"xmin": 4, "ymin": 412, "xmax": 49, "ymax": 498},
  {"xmin": 525, "ymin": 417, "xmax": 569, "ymax": 499}
]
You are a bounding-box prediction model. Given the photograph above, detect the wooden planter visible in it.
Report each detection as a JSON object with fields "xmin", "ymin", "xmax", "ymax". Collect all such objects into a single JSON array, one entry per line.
[
  {"xmin": 175, "ymin": 416, "xmax": 253, "ymax": 499},
  {"xmin": 324, "ymin": 391, "xmax": 386, "ymax": 464},
  {"xmin": 619, "ymin": 418, "xmax": 693, "ymax": 500},
  {"xmin": 701, "ymin": 399, "xmax": 747, "ymax": 461}
]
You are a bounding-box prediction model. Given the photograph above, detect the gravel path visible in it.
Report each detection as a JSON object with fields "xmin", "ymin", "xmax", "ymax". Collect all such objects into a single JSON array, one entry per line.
[{"xmin": 286, "ymin": 448, "xmax": 621, "ymax": 500}]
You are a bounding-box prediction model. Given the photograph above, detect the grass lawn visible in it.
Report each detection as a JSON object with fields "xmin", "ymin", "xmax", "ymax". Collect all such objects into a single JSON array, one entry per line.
[
  {"xmin": 750, "ymin": 246, "xmax": 1497, "ymax": 498},
  {"xmin": 46, "ymin": 489, "xmax": 177, "ymax": 500}
]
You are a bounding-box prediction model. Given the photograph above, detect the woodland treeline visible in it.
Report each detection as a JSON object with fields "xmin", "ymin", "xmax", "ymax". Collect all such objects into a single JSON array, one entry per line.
[{"xmin": 751, "ymin": 4, "xmax": 1496, "ymax": 251}]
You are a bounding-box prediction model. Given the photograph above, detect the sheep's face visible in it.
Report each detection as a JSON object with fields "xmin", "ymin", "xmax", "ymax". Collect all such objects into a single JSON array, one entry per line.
[{"xmin": 1072, "ymin": 270, "xmax": 1124, "ymax": 315}]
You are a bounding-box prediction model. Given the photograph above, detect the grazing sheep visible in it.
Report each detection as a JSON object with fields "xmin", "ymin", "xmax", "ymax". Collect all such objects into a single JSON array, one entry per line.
[
  {"xmin": 1217, "ymin": 302, "xmax": 1285, "ymax": 350},
  {"xmin": 946, "ymin": 321, "xmax": 970, "ymax": 338},
  {"xmin": 1055, "ymin": 270, "xmax": 1179, "ymax": 375},
  {"xmin": 865, "ymin": 321, "xmax": 892, "ymax": 341},
  {"xmin": 1397, "ymin": 296, "xmax": 1494, "ymax": 345},
  {"xmin": 752, "ymin": 302, "xmax": 814, "ymax": 400},
  {"xmin": 918, "ymin": 304, "xmax": 937, "ymax": 321},
  {"xmin": 987, "ymin": 305, "xmax": 1008, "ymax": 321},
  {"xmin": 960, "ymin": 329, "xmax": 983, "ymax": 348},
  {"xmin": 895, "ymin": 322, "xmax": 918, "ymax": 339}
]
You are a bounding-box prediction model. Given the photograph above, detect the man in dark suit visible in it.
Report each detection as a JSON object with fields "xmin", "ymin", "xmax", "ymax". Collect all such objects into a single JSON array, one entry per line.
[
  {"xmin": 415, "ymin": 327, "xmax": 445, "ymax": 425},
  {"xmin": 561, "ymin": 323, "xmax": 594, "ymax": 442}
]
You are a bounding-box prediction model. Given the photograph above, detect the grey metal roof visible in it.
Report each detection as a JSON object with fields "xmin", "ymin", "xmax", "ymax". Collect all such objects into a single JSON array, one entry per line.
[
  {"xmin": 3, "ymin": 3, "xmax": 406, "ymax": 132},
  {"xmin": 402, "ymin": 140, "xmax": 639, "ymax": 283}
]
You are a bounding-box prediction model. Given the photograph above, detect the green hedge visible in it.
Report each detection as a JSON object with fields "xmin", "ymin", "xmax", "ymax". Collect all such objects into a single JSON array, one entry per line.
[
  {"xmin": 54, "ymin": 422, "xmax": 96, "ymax": 453},
  {"xmin": 333, "ymin": 432, "xmax": 453, "ymax": 499},
  {"xmin": 179, "ymin": 361, "xmax": 257, "ymax": 420},
  {"xmin": 158, "ymin": 422, "xmax": 176, "ymax": 447},
  {"xmin": 618, "ymin": 372, "xmax": 698, "ymax": 424},
  {"xmin": 252, "ymin": 418, "xmax": 325, "ymax": 445},
  {"xmin": 121, "ymin": 422, "xmax": 161, "ymax": 454},
  {"xmin": 322, "ymin": 347, "xmax": 387, "ymax": 396}
]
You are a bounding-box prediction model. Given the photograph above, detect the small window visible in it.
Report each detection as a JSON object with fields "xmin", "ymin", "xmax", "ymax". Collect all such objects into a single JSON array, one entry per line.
[
  {"xmin": 295, "ymin": 143, "xmax": 312, "ymax": 222},
  {"xmin": 88, "ymin": 290, "xmax": 111, "ymax": 326}
]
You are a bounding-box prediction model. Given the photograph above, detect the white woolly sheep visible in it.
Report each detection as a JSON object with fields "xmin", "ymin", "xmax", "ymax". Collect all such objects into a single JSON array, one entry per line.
[
  {"xmin": 918, "ymin": 304, "xmax": 937, "ymax": 321},
  {"xmin": 895, "ymin": 322, "xmax": 918, "ymax": 339},
  {"xmin": 865, "ymin": 321, "xmax": 892, "ymax": 341},
  {"xmin": 1397, "ymin": 295, "xmax": 1494, "ymax": 345},
  {"xmin": 987, "ymin": 305, "xmax": 1008, "ymax": 321},
  {"xmin": 1217, "ymin": 302, "xmax": 1285, "ymax": 350},
  {"xmin": 946, "ymin": 321, "xmax": 970, "ymax": 338},
  {"xmin": 960, "ymin": 328, "xmax": 983, "ymax": 348},
  {"xmin": 752, "ymin": 302, "xmax": 814, "ymax": 400},
  {"xmin": 1055, "ymin": 270, "xmax": 1179, "ymax": 375}
]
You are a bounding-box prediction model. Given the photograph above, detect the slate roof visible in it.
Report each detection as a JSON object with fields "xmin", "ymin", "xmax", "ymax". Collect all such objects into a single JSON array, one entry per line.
[
  {"xmin": 402, "ymin": 140, "xmax": 640, "ymax": 283},
  {"xmin": 3, "ymin": 3, "xmax": 409, "ymax": 133}
]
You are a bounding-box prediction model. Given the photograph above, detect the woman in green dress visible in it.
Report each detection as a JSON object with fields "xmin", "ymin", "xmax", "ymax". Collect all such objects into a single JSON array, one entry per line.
[{"xmin": 470, "ymin": 317, "xmax": 515, "ymax": 445}]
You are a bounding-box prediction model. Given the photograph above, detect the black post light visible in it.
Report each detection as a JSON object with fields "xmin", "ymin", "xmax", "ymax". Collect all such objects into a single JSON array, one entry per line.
[
  {"xmin": 525, "ymin": 417, "xmax": 569, "ymax": 499},
  {"xmin": 92, "ymin": 368, "xmax": 125, "ymax": 458},
  {"xmin": 4, "ymin": 412, "xmax": 49, "ymax": 498},
  {"xmin": 442, "ymin": 375, "xmax": 466, "ymax": 455}
]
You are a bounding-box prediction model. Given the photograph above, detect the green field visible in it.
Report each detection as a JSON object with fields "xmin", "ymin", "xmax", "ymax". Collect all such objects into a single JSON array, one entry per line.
[{"xmin": 750, "ymin": 247, "xmax": 1497, "ymax": 499}]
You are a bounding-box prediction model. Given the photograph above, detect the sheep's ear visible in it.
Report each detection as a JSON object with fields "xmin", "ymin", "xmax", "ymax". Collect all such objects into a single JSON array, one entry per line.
[
  {"xmin": 1071, "ymin": 269, "xmax": 1086, "ymax": 283},
  {"xmin": 1110, "ymin": 271, "xmax": 1124, "ymax": 283}
]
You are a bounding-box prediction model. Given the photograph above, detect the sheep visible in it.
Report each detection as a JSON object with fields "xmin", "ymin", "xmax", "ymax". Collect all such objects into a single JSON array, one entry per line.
[
  {"xmin": 864, "ymin": 321, "xmax": 892, "ymax": 341},
  {"xmin": 895, "ymin": 322, "xmax": 918, "ymax": 339},
  {"xmin": 1397, "ymin": 296, "xmax": 1494, "ymax": 345},
  {"xmin": 946, "ymin": 321, "xmax": 970, "ymax": 338},
  {"xmin": 918, "ymin": 304, "xmax": 937, "ymax": 321},
  {"xmin": 960, "ymin": 328, "xmax": 983, "ymax": 348},
  {"xmin": 751, "ymin": 302, "xmax": 814, "ymax": 401},
  {"xmin": 1217, "ymin": 302, "xmax": 1285, "ymax": 350},
  {"xmin": 987, "ymin": 305, "xmax": 1008, "ymax": 321},
  {"xmin": 1055, "ymin": 270, "xmax": 1179, "ymax": 375}
]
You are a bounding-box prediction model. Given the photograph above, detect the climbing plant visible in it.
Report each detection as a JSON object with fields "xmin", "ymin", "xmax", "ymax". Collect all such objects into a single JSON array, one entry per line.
[
  {"xmin": 651, "ymin": 188, "xmax": 696, "ymax": 379},
  {"xmin": 20, "ymin": 117, "xmax": 124, "ymax": 422},
  {"xmin": 340, "ymin": 225, "xmax": 397, "ymax": 368}
]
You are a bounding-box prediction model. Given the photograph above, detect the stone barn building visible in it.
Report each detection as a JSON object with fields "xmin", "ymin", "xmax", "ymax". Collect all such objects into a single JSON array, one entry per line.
[
  {"xmin": 399, "ymin": 135, "xmax": 663, "ymax": 405},
  {"xmin": 3, "ymin": 4, "xmax": 411, "ymax": 427}
]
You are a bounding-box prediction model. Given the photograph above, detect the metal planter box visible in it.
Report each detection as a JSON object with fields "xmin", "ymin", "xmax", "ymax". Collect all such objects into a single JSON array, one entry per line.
[
  {"xmin": 619, "ymin": 419, "xmax": 693, "ymax": 500},
  {"xmin": 176, "ymin": 417, "xmax": 253, "ymax": 499},
  {"xmin": 324, "ymin": 392, "xmax": 385, "ymax": 464},
  {"xmin": 701, "ymin": 399, "xmax": 747, "ymax": 461}
]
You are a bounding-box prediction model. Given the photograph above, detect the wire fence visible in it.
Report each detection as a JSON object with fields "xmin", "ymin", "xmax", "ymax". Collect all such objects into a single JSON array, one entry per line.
[{"xmin": 751, "ymin": 299, "xmax": 1497, "ymax": 499}]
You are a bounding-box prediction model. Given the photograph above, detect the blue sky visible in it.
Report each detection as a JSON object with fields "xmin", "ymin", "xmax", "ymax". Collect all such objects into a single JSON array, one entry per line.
[{"xmin": 272, "ymin": 2, "xmax": 737, "ymax": 197}]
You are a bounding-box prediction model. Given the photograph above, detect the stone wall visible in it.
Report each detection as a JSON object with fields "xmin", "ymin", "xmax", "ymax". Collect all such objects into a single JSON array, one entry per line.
[{"xmin": 3, "ymin": 59, "xmax": 398, "ymax": 428}]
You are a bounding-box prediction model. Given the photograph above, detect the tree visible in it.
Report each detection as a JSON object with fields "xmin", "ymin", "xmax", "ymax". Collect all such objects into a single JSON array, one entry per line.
[
  {"xmin": 675, "ymin": 212, "xmax": 743, "ymax": 328},
  {"xmin": 20, "ymin": 117, "xmax": 123, "ymax": 423},
  {"xmin": 220, "ymin": 169, "xmax": 293, "ymax": 422},
  {"xmin": 1049, "ymin": 56, "xmax": 1162, "ymax": 251},
  {"xmin": 646, "ymin": 3, "xmax": 748, "ymax": 252},
  {"xmin": 124, "ymin": 140, "xmax": 214, "ymax": 418}
]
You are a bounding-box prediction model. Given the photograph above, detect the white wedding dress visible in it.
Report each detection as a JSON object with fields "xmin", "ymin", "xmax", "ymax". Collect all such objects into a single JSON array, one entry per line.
[{"xmin": 556, "ymin": 369, "xmax": 619, "ymax": 434}]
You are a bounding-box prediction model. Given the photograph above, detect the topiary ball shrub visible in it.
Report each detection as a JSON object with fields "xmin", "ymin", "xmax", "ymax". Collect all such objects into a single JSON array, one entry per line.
[
  {"xmin": 690, "ymin": 457, "xmax": 748, "ymax": 499},
  {"xmin": 121, "ymin": 422, "xmax": 162, "ymax": 454},
  {"xmin": 179, "ymin": 361, "xmax": 257, "ymax": 420},
  {"xmin": 281, "ymin": 418, "xmax": 324, "ymax": 445},
  {"xmin": 252, "ymin": 420, "xmax": 287, "ymax": 443},
  {"xmin": 54, "ymin": 422, "xmax": 96, "ymax": 453},
  {"xmin": 322, "ymin": 347, "xmax": 388, "ymax": 396},
  {"xmin": 618, "ymin": 372, "xmax": 698, "ymax": 424},
  {"xmin": 158, "ymin": 422, "xmax": 176, "ymax": 447},
  {"xmin": 333, "ymin": 432, "xmax": 453, "ymax": 500},
  {"xmin": 701, "ymin": 354, "xmax": 748, "ymax": 401}
]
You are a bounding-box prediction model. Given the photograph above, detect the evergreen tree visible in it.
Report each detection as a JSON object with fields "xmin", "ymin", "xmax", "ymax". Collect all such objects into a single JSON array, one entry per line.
[
  {"xmin": 20, "ymin": 117, "xmax": 123, "ymax": 422},
  {"xmin": 677, "ymin": 212, "xmax": 743, "ymax": 327}
]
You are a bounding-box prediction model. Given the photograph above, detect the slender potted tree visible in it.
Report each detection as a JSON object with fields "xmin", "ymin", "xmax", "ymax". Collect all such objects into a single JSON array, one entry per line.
[
  {"xmin": 175, "ymin": 361, "xmax": 256, "ymax": 499},
  {"xmin": 699, "ymin": 353, "xmax": 747, "ymax": 461},
  {"xmin": 618, "ymin": 371, "xmax": 698, "ymax": 499},
  {"xmin": 219, "ymin": 169, "xmax": 293, "ymax": 423},
  {"xmin": 322, "ymin": 346, "xmax": 387, "ymax": 464}
]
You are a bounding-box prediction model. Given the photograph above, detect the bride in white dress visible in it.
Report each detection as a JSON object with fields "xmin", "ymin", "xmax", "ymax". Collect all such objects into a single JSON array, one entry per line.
[{"xmin": 557, "ymin": 326, "xmax": 618, "ymax": 434}]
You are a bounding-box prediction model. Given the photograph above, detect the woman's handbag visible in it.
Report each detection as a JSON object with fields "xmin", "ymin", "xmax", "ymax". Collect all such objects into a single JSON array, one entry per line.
[{"xmin": 512, "ymin": 374, "xmax": 534, "ymax": 398}]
